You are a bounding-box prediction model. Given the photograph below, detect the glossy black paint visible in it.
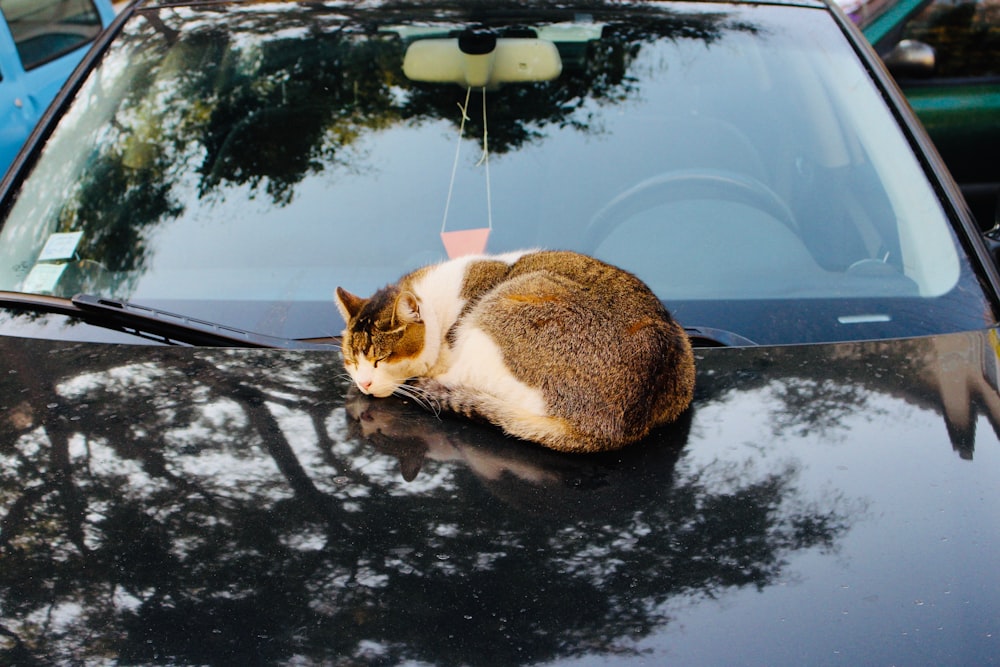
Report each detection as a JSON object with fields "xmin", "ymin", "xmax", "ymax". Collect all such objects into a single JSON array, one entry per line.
[
  {"xmin": 1, "ymin": 1, "xmax": 999, "ymax": 664},
  {"xmin": 1, "ymin": 331, "xmax": 998, "ymax": 664}
]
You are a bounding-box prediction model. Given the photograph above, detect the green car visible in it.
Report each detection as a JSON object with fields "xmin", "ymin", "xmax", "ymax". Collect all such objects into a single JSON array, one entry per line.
[{"xmin": 844, "ymin": 0, "xmax": 1000, "ymax": 229}]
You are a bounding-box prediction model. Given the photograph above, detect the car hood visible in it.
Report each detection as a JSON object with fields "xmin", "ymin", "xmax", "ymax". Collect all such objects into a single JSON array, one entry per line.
[{"xmin": 1, "ymin": 329, "xmax": 998, "ymax": 665}]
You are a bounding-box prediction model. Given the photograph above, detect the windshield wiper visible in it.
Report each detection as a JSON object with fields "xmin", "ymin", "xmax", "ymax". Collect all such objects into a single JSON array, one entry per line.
[
  {"xmin": 684, "ymin": 326, "xmax": 757, "ymax": 347},
  {"xmin": 0, "ymin": 292, "xmax": 338, "ymax": 349},
  {"xmin": 0, "ymin": 292, "xmax": 749, "ymax": 350}
]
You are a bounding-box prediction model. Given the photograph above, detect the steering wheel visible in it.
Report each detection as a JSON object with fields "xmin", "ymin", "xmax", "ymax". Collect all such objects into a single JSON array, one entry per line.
[{"xmin": 585, "ymin": 168, "xmax": 799, "ymax": 250}]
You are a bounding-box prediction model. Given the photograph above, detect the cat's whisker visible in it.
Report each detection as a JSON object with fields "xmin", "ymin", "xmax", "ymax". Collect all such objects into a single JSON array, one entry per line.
[
  {"xmin": 394, "ymin": 383, "xmax": 442, "ymax": 417},
  {"xmin": 391, "ymin": 384, "xmax": 419, "ymax": 405},
  {"xmin": 394, "ymin": 384, "xmax": 437, "ymax": 414}
]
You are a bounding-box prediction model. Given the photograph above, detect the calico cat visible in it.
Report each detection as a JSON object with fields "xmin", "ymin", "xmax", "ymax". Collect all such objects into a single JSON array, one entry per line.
[{"xmin": 335, "ymin": 250, "xmax": 695, "ymax": 453}]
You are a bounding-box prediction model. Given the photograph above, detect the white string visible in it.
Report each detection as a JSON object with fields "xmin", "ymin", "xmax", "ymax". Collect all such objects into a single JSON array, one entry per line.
[
  {"xmin": 478, "ymin": 86, "xmax": 493, "ymax": 230},
  {"xmin": 441, "ymin": 86, "xmax": 472, "ymax": 234},
  {"xmin": 440, "ymin": 86, "xmax": 493, "ymax": 233}
]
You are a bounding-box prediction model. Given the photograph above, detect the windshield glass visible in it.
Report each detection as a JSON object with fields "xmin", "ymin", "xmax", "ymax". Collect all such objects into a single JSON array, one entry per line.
[{"xmin": 0, "ymin": 1, "xmax": 992, "ymax": 345}]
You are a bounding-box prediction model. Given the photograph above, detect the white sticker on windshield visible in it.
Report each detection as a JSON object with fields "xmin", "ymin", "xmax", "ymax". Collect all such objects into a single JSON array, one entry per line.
[
  {"xmin": 23, "ymin": 263, "xmax": 68, "ymax": 294},
  {"xmin": 37, "ymin": 231, "xmax": 83, "ymax": 261}
]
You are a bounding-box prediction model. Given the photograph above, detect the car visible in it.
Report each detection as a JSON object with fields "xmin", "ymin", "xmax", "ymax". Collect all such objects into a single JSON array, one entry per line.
[
  {"xmin": 1, "ymin": 0, "xmax": 999, "ymax": 664},
  {"xmin": 0, "ymin": 0, "xmax": 117, "ymax": 179},
  {"xmin": 844, "ymin": 0, "xmax": 1000, "ymax": 229}
]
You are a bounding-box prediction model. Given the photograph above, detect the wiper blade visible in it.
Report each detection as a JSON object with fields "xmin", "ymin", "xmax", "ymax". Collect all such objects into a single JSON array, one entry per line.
[
  {"xmin": 3, "ymin": 293, "xmax": 751, "ymax": 349},
  {"xmin": 684, "ymin": 326, "xmax": 757, "ymax": 347},
  {"xmin": 0, "ymin": 292, "xmax": 338, "ymax": 350},
  {"xmin": 71, "ymin": 295, "xmax": 339, "ymax": 349}
]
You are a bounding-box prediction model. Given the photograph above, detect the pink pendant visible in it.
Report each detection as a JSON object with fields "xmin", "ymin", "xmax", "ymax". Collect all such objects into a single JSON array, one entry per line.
[{"xmin": 441, "ymin": 228, "xmax": 490, "ymax": 259}]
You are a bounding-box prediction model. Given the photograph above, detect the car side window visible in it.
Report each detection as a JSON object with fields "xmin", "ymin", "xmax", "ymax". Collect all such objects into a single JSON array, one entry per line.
[
  {"xmin": 900, "ymin": 0, "xmax": 1000, "ymax": 79},
  {"xmin": 0, "ymin": 0, "xmax": 103, "ymax": 71}
]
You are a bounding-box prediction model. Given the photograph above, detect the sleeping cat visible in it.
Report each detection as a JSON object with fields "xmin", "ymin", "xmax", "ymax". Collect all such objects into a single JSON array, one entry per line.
[{"xmin": 334, "ymin": 250, "xmax": 695, "ymax": 453}]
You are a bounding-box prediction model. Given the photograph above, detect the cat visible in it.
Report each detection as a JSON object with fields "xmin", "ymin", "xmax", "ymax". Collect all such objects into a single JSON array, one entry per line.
[{"xmin": 334, "ymin": 250, "xmax": 695, "ymax": 453}]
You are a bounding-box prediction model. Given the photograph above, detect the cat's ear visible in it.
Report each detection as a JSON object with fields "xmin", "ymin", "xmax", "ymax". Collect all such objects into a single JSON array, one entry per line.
[
  {"xmin": 394, "ymin": 291, "xmax": 422, "ymax": 325},
  {"xmin": 398, "ymin": 449, "xmax": 425, "ymax": 482},
  {"xmin": 335, "ymin": 287, "xmax": 366, "ymax": 322}
]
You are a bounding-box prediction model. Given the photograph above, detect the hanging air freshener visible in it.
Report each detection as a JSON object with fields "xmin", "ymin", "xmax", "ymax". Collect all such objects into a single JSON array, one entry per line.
[
  {"xmin": 440, "ymin": 86, "xmax": 492, "ymax": 259},
  {"xmin": 402, "ymin": 30, "xmax": 560, "ymax": 258}
]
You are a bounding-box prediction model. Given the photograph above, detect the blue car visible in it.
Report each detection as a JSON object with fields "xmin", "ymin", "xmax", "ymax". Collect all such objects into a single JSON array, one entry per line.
[{"xmin": 0, "ymin": 0, "xmax": 116, "ymax": 178}]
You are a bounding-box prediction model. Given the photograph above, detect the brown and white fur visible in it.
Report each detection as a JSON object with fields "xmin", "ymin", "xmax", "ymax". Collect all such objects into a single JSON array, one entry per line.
[{"xmin": 335, "ymin": 250, "xmax": 694, "ymax": 453}]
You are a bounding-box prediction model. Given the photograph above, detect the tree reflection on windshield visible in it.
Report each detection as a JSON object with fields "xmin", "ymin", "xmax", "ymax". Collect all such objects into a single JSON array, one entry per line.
[{"xmin": 17, "ymin": 4, "xmax": 757, "ymax": 295}]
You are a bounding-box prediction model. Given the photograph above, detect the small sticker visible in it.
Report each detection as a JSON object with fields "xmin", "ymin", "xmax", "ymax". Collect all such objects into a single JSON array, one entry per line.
[
  {"xmin": 22, "ymin": 263, "xmax": 68, "ymax": 294},
  {"xmin": 37, "ymin": 231, "xmax": 83, "ymax": 262}
]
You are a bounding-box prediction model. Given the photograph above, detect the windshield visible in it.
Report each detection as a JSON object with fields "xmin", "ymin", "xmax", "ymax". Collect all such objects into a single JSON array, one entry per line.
[{"xmin": 0, "ymin": 0, "xmax": 992, "ymax": 345}]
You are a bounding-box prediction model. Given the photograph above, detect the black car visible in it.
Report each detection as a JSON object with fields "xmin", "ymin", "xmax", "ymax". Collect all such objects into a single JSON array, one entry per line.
[{"xmin": 1, "ymin": 0, "xmax": 999, "ymax": 664}]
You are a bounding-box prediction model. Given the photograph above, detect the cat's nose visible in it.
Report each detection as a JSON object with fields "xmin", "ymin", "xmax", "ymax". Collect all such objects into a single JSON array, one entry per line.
[{"xmin": 359, "ymin": 379, "xmax": 373, "ymax": 393}]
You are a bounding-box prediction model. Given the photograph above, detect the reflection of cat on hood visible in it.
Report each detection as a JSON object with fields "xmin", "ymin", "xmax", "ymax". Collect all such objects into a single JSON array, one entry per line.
[
  {"xmin": 344, "ymin": 388, "xmax": 690, "ymax": 518},
  {"xmin": 345, "ymin": 389, "xmax": 561, "ymax": 485}
]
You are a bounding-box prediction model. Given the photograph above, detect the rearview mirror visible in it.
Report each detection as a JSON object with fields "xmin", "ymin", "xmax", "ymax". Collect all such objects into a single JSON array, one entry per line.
[{"xmin": 403, "ymin": 31, "xmax": 562, "ymax": 88}]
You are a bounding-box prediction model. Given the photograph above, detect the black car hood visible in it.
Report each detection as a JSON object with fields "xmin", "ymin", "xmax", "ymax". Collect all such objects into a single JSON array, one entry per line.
[{"xmin": 1, "ymin": 330, "xmax": 998, "ymax": 665}]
